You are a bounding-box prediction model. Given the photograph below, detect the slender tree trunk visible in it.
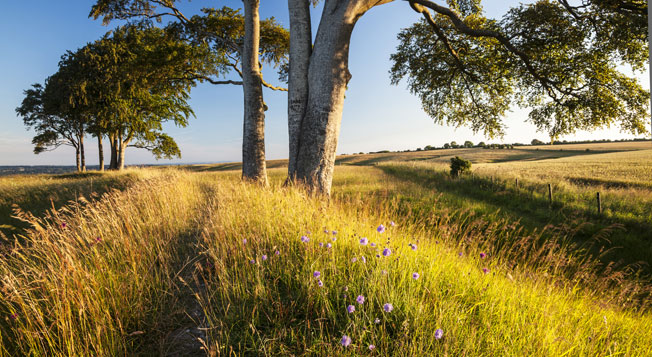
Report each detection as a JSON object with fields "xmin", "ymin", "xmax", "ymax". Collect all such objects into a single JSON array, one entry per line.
[
  {"xmin": 648, "ymin": 1, "xmax": 652, "ymax": 139},
  {"xmin": 80, "ymin": 134, "xmax": 86, "ymax": 172},
  {"xmin": 109, "ymin": 132, "xmax": 118, "ymax": 170},
  {"xmin": 241, "ymin": 0, "xmax": 268, "ymax": 185},
  {"xmin": 97, "ymin": 134, "xmax": 104, "ymax": 172},
  {"xmin": 287, "ymin": 0, "xmax": 312, "ymax": 180},
  {"xmin": 117, "ymin": 135, "xmax": 125, "ymax": 170},
  {"xmin": 75, "ymin": 146, "xmax": 81, "ymax": 172}
]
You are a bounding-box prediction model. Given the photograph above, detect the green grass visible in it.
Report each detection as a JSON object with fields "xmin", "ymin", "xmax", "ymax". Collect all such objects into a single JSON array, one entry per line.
[
  {"xmin": 1, "ymin": 142, "xmax": 651, "ymax": 355},
  {"xmin": 0, "ymin": 170, "xmax": 145, "ymax": 237},
  {"xmin": 0, "ymin": 166, "xmax": 650, "ymax": 355}
]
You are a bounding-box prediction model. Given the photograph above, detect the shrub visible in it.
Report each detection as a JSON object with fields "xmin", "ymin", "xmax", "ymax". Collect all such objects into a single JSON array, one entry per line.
[{"xmin": 450, "ymin": 156, "xmax": 472, "ymax": 177}]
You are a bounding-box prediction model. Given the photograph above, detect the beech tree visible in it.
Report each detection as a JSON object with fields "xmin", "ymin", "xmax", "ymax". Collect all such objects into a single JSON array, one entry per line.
[
  {"xmin": 90, "ymin": 0, "xmax": 290, "ymax": 184},
  {"xmin": 286, "ymin": 0, "xmax": 649, "ymax": 195},
  {"xmin": 87, "ymin": 25, "xmax": 214, "ymax": 169},
  {"xmin": 16, "ymin": 83, "xmax": 88, "ymax": 171}
]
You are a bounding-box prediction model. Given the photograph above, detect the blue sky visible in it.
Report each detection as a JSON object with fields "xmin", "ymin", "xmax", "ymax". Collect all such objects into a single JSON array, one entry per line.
[{"xmin": 0, "ymin": 0, "xmax": 649, "ymax": 166}]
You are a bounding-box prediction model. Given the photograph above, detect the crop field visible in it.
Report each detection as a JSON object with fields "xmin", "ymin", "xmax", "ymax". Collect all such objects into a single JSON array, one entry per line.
[{"xmin": 0, "ymin": 141, "xmax": 650, "ymax": 355}]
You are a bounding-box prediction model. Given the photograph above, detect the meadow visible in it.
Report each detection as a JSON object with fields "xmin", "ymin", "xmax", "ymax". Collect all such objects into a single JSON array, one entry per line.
[{"xmin": 0, "ymin": 141, "xmax": 650, "ymax": 355}]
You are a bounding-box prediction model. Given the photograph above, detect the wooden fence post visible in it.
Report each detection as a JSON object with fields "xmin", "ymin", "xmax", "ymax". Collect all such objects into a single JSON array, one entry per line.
[
  {"xmin": 548, "ymin": 184, "xmax": 553, "ymax": 204},
  {"xmin": 597, "ymin": 192, "xmax": 602, "ymax": 214},
  {"xmin": 515, "ymin": 178, "xmax": 519, "ymax": 189}
]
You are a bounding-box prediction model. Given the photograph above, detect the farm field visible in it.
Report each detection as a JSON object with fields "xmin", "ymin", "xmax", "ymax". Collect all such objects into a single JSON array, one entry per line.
[{"xmin": 0, "ymin": 141, "xmax": 651, "ymax": 355}]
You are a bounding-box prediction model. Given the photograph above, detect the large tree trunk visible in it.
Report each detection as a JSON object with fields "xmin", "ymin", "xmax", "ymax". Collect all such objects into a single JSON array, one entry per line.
[
  {"xmin": 109, "ymin": 132, "xmax": 118, "ymax": 170},
  {"xmin": 289, "ymin": 0, "xmax": 392, "ymax": 195},
  {"xmin": 80, "ymin": 134, "xmax": 86, "ymax": 172},
  {"xmin": 241, "ymin": 0, "xmax": 268, "ymax": 185},
  {"xmin": 287, "ymin": 0, "xmax": 312, "ymax": 180},
  {"xmin": 97, "ymin": 134, "xmax": 104, "ymax": 172}
]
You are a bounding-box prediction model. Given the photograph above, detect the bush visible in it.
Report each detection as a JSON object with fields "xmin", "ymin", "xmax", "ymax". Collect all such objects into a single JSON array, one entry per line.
[{"xmin": 450, "ymin": 156, "xmax": 472, "ymax": 177}]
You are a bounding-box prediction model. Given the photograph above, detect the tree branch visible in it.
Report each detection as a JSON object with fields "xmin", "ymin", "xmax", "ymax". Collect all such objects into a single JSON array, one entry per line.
[{"xmin": 408, "ymin": 0, "xmax": 581, "ymax": 103}]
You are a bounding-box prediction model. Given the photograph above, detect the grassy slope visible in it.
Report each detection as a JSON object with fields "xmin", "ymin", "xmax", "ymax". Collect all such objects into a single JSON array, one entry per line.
[
  {"xmin": 1, "ymin": 167, "xmax": 651, "ymax": 355},
  {"xmin": 0, "ymin": 170, "xmax": 145, "ymax": 237}
]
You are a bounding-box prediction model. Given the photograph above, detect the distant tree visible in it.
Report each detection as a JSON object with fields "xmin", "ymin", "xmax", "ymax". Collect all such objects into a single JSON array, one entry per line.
[
  {"xmin": 443, "ymin": 143, "xmax": 451, "ymax": 149},
  {"xmin": 450, "ymin": 141, "xmax": 459, "ymax": 148},
  {"xmin": 477, "ymin": 141, "xmax": 486, "ymax": 148},
  {"xmin": 531, "ymin": 139, "xmax": 545, "ymax": 145},
  {"xmin": 463, "ymin": 140, "xmax": 474, "ymax": 148},
  {"xmin": 424, "ymin": 145, "xmax": 434, "ymax": 150},
  {"xmin": 78, "ymin": 25, "xmax": 215, "ymax": 170},
  {"xmin": 16, "ymin": 84, "xmax": 87, "ymax": 171},
  {"xmin": 450, "ymin": 156, "xmax": 472, "ymax": 177}
]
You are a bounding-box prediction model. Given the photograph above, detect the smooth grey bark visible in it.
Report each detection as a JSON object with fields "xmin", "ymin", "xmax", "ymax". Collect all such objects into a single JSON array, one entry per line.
[
  {"xmin": 97, "ymin": 135, "xmax": 104, "ymax": 171},
  {"xmin": 290, "ymin": 0, "xmax": 393, "ymax": 195},
  {"xmin": 80, "ymin": 133, "xmax": 86, "ymax": 172},
  {"xmin": 241, "ymin": 0, "xmax": 268, "ymax": 185},
  {"xmin": 287, "ymin": 0, "xmax": 312, "ymax": 179},
  {"xmin": 115, "ymin": 134, "xmax": 125, "ymax": 170}
]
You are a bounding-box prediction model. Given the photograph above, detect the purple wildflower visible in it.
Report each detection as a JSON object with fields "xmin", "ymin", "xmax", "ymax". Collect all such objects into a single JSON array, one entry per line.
[
  {"xmin": 326, "ymin": 243, "xmax": 332, "ymax": 249},
  {"xmin": 95, "ymin": 237, "xmax": 102, "ymax": 243},
  {"xmin": 341, "ymin": 335, "xmax": 352, "ymax": 347},
  {"xmin": 458, "ymin": 252, "xmax": 463, "ymax": 257},
  {"xmin": 324, "ymin": 229, "xmax": 329, "ymax": 234},
  {"xmin": 347, "ymin": 305, "xmax": 356, "ymax": 313},
  {"xmin": 369, "ymin": 345, "xmax": 376, "ymax": 350},
  {"xmin": 262, "ymin": 255, "xmax": 268, "ymax": 261},
  {"xmin": 382, "ymin": 248, "xmax": 392, "ymax": 257},
  {"xmin": 249, "ymin": 259, "xmax": 255, "ymax": 264},
  {"xmin": 434, "ymin": 329, "xmax": 444, "ymax": 339},
  {"xmin": 376, "ymin": 254, "xmax": 381, "ymax": 258},
  {"xmin": 332, "ymin": 237, "xmax": 337, "ymax": 242},
  {"xmin": 319, "ymin": 242, "xmax": 324, "ymax": 248},
  {"xmin": 243, "ymin": 238, "xmax": 247, "ymax": 244},
  {"xmin": 301, "ymin": 235, "xmax": 309, "ymax": 243},
  {"xmin": 412, "ymin": 272, "xmax": 420, "ymax": 280},
  {"xmin": 411, "ymin": 244, "xmax": 417, "ymax": 251},
  {"xmin": 374, "ymin": 318, "xmax": 381, "ymax": 324},
  {"xmin": 377, "ymin": 224, "xmax": 386, "ymax": 233},
  {"xmin": 313, "ymin": 271, "xmax": 321, "ymax": 278},
  {"xmin": 390, "ymin": 221, "xmax": 396, "ymax": 227},
  {"xmin": 360, "ymin": 237, "xmax": 368, "ymax": 245},
  {"xmin": 332, "ymin": 230, "xmax": 338, "ymax": 235},
  {"xmin": 480, "ymin": 252, "xmax": 487, "ymax": 259},
  {"xmin": 356, "ymin": 295, "xmax": 365, "ymax": 304},
  {"xmin": 275, "ymin": 250, "xmax": 280, "ymax": 256},
  {"xmin": 383, "ymin": 303, "xmax": 394, "ymax": 312},
  {"xmin": 9, "ymin": 313, "xmax": 17, "ymax": 320},
  {"xmin": 482, "ymin": 268, "xmax": 490, "ymax": 274},
  {"xmin": 318, "ymin": 279, "xmax": 324, "ymax": 287},
  {"xmin": 361, "ymin": 256, "xmax": 366, "ymax": 263},
  {"xmin": 370, "ymin": 242, "xmax": 376, "ymax": 248},
  {"xmin": 352, "ymin": 257, "xmax": 358, "ymax": 263}
]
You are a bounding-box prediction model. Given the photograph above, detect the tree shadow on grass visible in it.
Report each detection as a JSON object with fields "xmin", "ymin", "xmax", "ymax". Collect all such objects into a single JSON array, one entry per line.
[{"xmin": 378, "ymin": 164, "xmax": 652, "ymax": 275}]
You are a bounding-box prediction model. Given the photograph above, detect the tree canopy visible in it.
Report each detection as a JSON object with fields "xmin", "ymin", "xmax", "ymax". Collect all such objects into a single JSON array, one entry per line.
[{"xmin": 391, "ymin": 0, "xmax": 649, "ymax": 140}]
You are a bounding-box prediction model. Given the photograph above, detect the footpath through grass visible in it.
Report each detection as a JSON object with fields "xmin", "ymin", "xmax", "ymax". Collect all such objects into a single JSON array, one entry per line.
[{"xmin": 1, "ymin": 168, "xmax": 651, "ymax": 355}]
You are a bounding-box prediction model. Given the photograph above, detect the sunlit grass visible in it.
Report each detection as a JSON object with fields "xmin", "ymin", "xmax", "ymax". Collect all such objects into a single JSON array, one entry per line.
[{"xmin": 0, "ymin": 165, "xmax": 650, "ymax": 355}]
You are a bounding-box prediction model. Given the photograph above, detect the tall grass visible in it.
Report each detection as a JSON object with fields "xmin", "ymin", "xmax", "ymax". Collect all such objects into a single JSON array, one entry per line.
[
  {"xmin": 0, "ymin": 170, "xmax": 207, "ymax": 355},
  {"xmin": 194, "ymin": 172, "xmax": 652, "ymax": 355},
  {"xmin": 1, "ymin": 168, "xmax": 650, "ymax": 355}
]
